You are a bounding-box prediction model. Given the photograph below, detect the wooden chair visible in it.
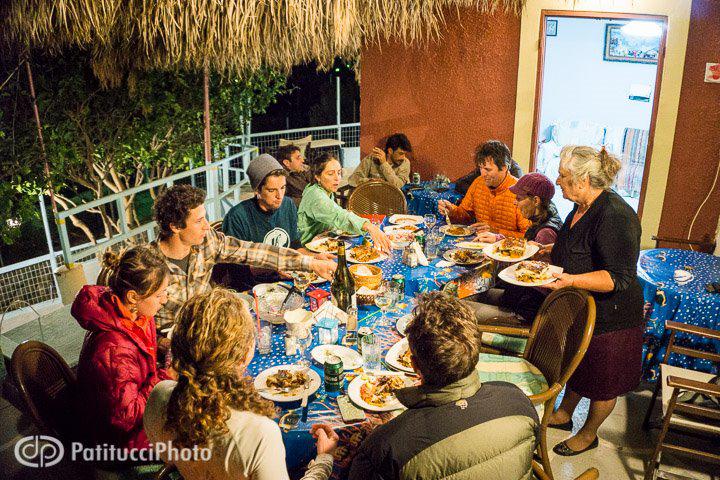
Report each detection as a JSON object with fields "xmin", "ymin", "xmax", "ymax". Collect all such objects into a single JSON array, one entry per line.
[
  {"xmin": 347, "ymin": 179, "xmax": 407, "ymax": 216},
  {"xmin": 651, "ymin": 235, "xmax": 716, "ymax": 254},
  {"xmin": 475, "ymin": 287, "xmax": 596, "ymax": 480},
  {"xmin": 10, "ymin": 340, "xmax": 79, "ymax": 440},
  {"xmin": 533, "ymin": 460, "xmax": 598, "ymax": 480},
  {"xmin": 642, "ymin": 320, "xmax": 720, "ymax": 479}
]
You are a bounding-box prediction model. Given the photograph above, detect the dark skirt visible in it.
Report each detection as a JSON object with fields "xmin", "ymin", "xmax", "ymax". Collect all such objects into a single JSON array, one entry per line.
[{"xmin": 567, "ymin": 325, "xmax": 643, "ymax": 401}]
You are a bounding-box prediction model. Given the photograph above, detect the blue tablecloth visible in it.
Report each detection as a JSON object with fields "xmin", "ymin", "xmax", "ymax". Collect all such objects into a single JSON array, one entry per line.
[
  {"xmin": 403, "ymin": 182, "xmax": 462, "ymax": 217},
  {"xmin": 245, "ymin": 229, "xmax": 475, "ymax": 476},
  {"xmin": 638, "ymin": 248, "xmax": 720, "ymax": 381}
]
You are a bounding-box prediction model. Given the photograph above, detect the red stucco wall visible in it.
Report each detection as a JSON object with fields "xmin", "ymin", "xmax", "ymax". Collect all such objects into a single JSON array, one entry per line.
[
  {"xmin": 657, "ymin": 0, "xmax": 720, "ymax": 244},
  {"xmin": 359, "ymin": 8, "xmax": 522, "ymax": 181}
]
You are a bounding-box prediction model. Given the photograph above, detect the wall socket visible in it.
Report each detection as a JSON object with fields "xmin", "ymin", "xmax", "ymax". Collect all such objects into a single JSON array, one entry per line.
[{"xmin": 704, "ymin": 63, "xmax": 720, "ymax": 83}]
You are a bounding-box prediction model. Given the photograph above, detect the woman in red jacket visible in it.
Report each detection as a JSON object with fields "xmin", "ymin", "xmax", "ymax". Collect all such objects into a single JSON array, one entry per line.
[{"xmin": 72, "ymin": 245, "xmax": 170, "ymax": 453}]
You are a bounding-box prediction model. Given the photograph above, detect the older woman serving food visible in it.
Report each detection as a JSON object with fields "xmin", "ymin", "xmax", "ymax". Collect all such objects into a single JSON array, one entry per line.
[
  {"xmin": 544, "ymin": 145, "xmax": 644, "ymax": 456},
  {"xmin": 297, "ymin": 153, "xmax": 390, "ymax": 252}
]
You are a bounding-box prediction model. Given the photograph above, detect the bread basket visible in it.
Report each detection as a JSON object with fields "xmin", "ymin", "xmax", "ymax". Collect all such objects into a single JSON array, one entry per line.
[{"xmin": 349, "ymin": 264, "xmax": 382, "ymax": 290}]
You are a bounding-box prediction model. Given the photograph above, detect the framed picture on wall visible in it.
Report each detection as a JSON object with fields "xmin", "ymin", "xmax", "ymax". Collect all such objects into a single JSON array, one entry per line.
[
  {"xmin": 546, "ymin": 19, "xmax": 557, "ymax": 37},
  {"xmin": 604, "ymin": 24, "xmax": 659, "ymax": 64}
]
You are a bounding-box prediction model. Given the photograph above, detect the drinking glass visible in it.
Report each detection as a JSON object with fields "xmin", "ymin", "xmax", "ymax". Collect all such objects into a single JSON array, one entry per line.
[
  {"xmin": 294, "ymin": 326, "xmax": 313, "ymax": 367},
  {"xmin": 374, "ymin": 281, "xmax": 393, "ymax": 326},
  {"xmin": 423, "ymin": 213, "xmax": 437, "ymax": 232},
  {"xmin": 360, "ymin": 334, "xmax": 381, "ymax": 371},
  {"xmin": 425, "ymin": 231, "xmax": 443, "ymax": 260},
  {"xmin": 256, "ymin": 317, "xmax": 272, "ymax": 355},
  {"xmin": 291, "ymin": 271, "xmax": 312, "ymax": 306}
]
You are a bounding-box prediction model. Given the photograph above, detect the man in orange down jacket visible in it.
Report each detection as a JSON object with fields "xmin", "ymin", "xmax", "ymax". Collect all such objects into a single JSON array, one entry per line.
[{"xmin": 438, "ymin": 140, "xmax": 530, "ymax": 238}]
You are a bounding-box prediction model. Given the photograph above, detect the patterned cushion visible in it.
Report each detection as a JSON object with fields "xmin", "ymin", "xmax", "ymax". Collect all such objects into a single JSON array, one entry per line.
[
  {"xmin": 481, "ymin": 332, "xmax": 528, "ymax": 355},
  {"xmin": 475, "ymin": 353, "xmax": 549, "ymax": 417}
]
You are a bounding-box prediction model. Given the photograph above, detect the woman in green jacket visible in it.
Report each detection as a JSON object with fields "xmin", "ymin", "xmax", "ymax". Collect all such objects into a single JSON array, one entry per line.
[{"xmin": 298, "ymin": 153, "xmax": 390, "ymax": 251}]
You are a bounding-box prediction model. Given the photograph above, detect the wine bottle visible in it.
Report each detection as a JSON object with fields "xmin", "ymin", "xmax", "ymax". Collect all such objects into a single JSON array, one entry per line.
[{"xmin": 331, "ymin": 241, "xmax": 356, "ymax": 313}]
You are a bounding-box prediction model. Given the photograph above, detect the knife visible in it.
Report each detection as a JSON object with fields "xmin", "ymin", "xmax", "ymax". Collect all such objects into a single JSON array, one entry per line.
[{"xmin": 300, "ymin": 383, "xmax": 310, "ymax": 422}]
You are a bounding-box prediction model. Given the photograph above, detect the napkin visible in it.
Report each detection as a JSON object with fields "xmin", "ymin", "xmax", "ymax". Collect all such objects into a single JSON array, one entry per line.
[
  {"xmin": 311, "ymin": 300, "xmax": 348, "ymax": 324},
  {"xmin": 673, "ymin": 269, "xmax": 694, "ymax": 285},
  {"xmin": 436, "ymin": 260, "xmax": 454, "ymax": 268},
  {"xmin": 412, "ymin": 241, "xmax": 429, "ymax": 266}
]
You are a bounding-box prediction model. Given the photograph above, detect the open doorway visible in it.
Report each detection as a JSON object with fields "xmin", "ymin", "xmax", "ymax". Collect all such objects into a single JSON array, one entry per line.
[{"xmin": 531, "ymin": 12, "xmax": 667, "ymax": 220}]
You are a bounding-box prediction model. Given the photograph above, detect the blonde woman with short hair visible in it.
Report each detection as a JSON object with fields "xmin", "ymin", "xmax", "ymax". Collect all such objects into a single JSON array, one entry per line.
[{"xmin": 144, "ymin": 288, "xmax": 337, "ymax": 479}]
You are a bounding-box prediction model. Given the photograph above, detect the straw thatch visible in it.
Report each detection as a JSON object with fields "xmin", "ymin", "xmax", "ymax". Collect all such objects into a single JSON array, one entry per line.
[{"xmin": 1, "ymin": 0, "xmax": 525, "ymax": 86}]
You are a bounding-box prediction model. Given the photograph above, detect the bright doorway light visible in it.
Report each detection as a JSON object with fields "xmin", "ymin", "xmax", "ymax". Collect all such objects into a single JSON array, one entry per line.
[{"xmin": 621, "ymin": 21, "xmax": 663, "ymax": 38}]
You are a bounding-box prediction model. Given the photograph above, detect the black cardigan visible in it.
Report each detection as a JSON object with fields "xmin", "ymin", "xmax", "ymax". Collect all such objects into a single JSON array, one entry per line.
[{"xmin": 551, "ymin": 190, "xmax": 643, "ymax": 335}]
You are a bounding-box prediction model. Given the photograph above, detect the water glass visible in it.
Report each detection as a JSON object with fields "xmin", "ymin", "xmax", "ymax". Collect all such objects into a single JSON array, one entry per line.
[
  {"xmin": 360, "ymin": 335, "xmax": 381, "ymax": 371},
  {"xmin": 423, "ymin": 213, "xmax": 437, "ymax": 232},
  {"xmin": 425, "ymin": 231, "xmax": 444, "ymax": 260},
  {"xmin": 374, "ymin": 281, "xmax": 393, "ymax": 326},
  {"xmin": 256, "ymin": 317, "xmax": 272, "ymax": 355},
  {"xmin": 294, "ymin": 327, "xmax": 313, "ymax": 367}
]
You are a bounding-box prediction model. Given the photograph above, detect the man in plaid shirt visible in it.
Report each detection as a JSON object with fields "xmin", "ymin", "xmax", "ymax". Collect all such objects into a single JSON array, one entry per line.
[{"xmin": 151, "ymin": 185, "xmax": 336, "ymax": 334}]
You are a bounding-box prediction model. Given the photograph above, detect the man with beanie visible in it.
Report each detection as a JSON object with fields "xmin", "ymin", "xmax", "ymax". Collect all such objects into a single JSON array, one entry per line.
[{"xmin": 219, "ymin": 154, "xmax": 333, "ymax": 289}]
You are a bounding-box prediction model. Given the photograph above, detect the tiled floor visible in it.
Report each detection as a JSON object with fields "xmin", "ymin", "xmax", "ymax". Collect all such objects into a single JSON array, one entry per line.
[{"xmin": 1, "ymin": 383, "xmax": 717, "ymax": 480}]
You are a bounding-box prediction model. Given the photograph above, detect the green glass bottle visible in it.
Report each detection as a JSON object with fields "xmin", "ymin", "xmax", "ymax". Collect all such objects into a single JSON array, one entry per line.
[{"xmin": 331, "ymin": 241, "xmax": 356, "ymax": 313}]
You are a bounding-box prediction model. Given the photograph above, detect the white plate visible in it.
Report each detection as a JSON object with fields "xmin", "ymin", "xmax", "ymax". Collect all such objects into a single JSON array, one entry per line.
[
  {"xmin": 442, "ymin": 248, "xmax": 486, "ymax": 265},
  {"xmin": 483, "ymin": 240, "xmax": 540, "ymax": 263},
  {"xmin": 347, "ymin": 373, "xmax": 412, "ymax": 412},
  {"xmin": 311, "ymin": 344, "xmax": 363, "ymax": 371},
  {"xmin": 385, "ymin": 230, "xmax": 416, "ymax": 248},
  {"xmin": 305, "ymin": 237, "xmax": 342, "ymax": 254},
  {"xmin": 395, "ymin": 314, "xmax": 412, "ymax": 336},
  {"xmin": 389, "ymin": 214, "xmax": 424, "ymax": 225},
  {"xmin": 347, "ymin": 247, "xmax": 388, "ymax": 264},
  {"xmin": 254, "ymin": 365, "xmax": 321, "ymax": 403},
  {"xmin": 385, "ymin": 338, "xmax": 414, "ymax": 373},
  {"xmin": 498, "ymin": 263, "xmax": 564, "ymax": 287},
  {"xmin": 455, "ymin": 241, "xmax": 491, "ymax": 250},
  {"xmin": 440, "ymin": 225, "xmax": 474, "ymax": 237}
]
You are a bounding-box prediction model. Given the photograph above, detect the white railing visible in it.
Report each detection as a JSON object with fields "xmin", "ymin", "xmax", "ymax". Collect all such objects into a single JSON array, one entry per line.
[{"xmin": 1, "ymin": 122, "xmax": 362, "ymax": 313}]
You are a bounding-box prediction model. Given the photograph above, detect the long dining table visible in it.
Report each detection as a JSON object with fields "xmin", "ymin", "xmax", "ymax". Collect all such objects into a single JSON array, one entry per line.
[{"xmin": 244, "ymin": 224, "xmax": 472, "ymax": 477}]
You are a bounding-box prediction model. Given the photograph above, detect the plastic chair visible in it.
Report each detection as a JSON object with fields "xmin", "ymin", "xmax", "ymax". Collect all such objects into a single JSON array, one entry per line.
[
  {"xmin": 642, "ymin": 320, "xmax": 720, "ymax": 479},
  {"xmin": 10, "ymin": 340, "xmax": 78, "ymax": 439},
  {"xmin": 475, "ymin": 287, "xmax": 596, "ymax": 480},
  {"xmin": 347, "ymin": 179, "xmax": 407, "ymax": 216}
]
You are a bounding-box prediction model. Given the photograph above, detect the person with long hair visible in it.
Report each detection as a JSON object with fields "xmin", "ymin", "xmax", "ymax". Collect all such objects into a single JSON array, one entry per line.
[
  {"xmin": 297, "ymin": 152, "xmax": 390, "ymax": 251},
  {"xmin": 144, "ymin": 288, "xmax": 337, "ymax": 479},
  {"xmin": 72, "ymin": 245, "xmax": 171, "ymax": 452}
]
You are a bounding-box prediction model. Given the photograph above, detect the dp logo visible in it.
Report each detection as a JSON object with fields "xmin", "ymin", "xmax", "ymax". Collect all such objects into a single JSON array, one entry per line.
[{"xmin": 15, "ymin": 435, "xmax": 65, "ymax": 468}]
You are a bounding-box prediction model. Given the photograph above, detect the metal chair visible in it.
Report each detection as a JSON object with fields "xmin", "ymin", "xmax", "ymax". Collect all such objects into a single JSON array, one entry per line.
[
  {"xmin": 10, "ymin": 340, "xmax": 78, "ymax": 440},
  {"xmin": 475, "ymin": 287, "xmax": 596, "ymax": 480},
  {"xmin": 642, "ymin": 320, "xmax": 720, "ymax": 479},
  {"xmin": 347, "ymin": 179, "xmax": 407, "ymax": 216}
]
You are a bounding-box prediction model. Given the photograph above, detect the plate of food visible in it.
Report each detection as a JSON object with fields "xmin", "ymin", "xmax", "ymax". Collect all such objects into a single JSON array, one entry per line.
[
  {"xmin": 395, "ymin": 314, "xmax": 412, "ymax": 336},
  {"xmin": 305, "ymin": 237, "xmax": 342, "ymax": 254},
  {"xmin": 483, "ymin": 237, "xmax": 539, "ymax": 262},
  {"xmin": 347, "ymin": 243, "xmax": 388, "ymax": 264},
  {"xmin": 333, "ymin": 230, "xmax": 362, "ymax": 238},
  {"xmin": 389, "ymin": 214, "xmax": 424, "ymax": 226},
  {"xmin": 443, "ymin": 248, "xmax": 486, "ymax": 265},
  {"xmin": 440, "ymin": 225, "xmax": 474, "ymax": 237},
  {"xmin": 385, "ymin": 338, "xmax": 414, "ymax": 373},
  {"xmin": 347, "ymin": 373, "xmax": 412, "ymax": 412},
  {"xmin": 385, "ymin": 230, "xmax": 416, "ymax": 247},
  {"xmin": 498, "ymin": 260, "xmax": 563, "ymax": 287},
  {"xmin": 455, "ymin": 241, "xmax": 491, "ymax": 250},
  {"xmin": 288, "ymin": 271, "xmax": 327, "ymax": 285},
  {"xmin": 310, "ymin": 344, "xmax": 363, "ymax": 371},
  {"xmin": 254, "ymin": 365, "xmax": 321, "ymax": 402}
]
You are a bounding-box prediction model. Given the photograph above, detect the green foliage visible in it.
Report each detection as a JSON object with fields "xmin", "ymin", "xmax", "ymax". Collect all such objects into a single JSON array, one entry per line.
[{"xmin": 0, "ymin": 50, "xmax": 287, "ymax": 246}]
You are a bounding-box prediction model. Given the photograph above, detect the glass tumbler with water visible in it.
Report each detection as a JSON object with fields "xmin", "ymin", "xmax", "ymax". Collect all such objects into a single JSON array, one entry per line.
[
  {"xmin": 255, "ymin": 297, "xmax": 273, "ymax": 355},
  {"xmin": 360, "ymin": 333, "xmax": 381, "ymax": 371}
]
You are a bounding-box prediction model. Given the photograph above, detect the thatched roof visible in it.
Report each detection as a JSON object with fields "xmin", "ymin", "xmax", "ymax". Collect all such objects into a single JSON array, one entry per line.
[{"xmin": 2, "ymin": 0, "xmax": 525, "ymax": 86}]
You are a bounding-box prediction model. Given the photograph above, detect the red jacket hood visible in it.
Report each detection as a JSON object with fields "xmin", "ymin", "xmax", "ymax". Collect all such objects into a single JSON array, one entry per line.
[
  {"xmin": 72, "ymin": 285, "xmax": 125, "ymax": 333},
  {"xmin": 71, "ymin": 285, "xmax": 156, "ymax": 358}
]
